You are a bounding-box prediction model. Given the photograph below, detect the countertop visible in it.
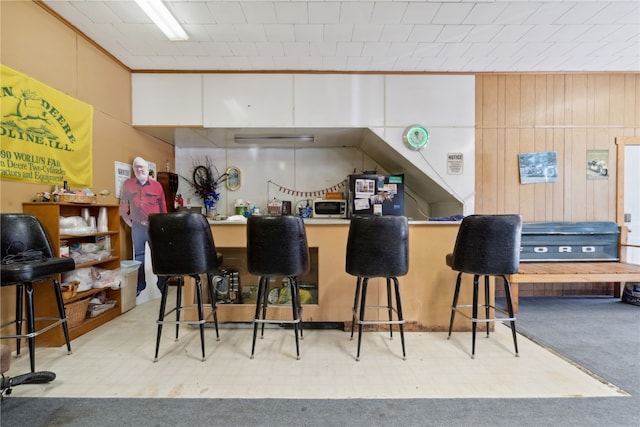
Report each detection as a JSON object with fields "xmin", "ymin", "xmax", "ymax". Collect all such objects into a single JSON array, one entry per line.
[{"xmin": 208, "ymin": 217, "xmax": 461, "ymax": 225}]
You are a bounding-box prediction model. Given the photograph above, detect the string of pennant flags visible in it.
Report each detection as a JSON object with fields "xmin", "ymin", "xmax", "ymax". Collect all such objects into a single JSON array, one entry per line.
[{"xmin": 268, "ymin": 179, "xmax": 347, "ymax": 198}]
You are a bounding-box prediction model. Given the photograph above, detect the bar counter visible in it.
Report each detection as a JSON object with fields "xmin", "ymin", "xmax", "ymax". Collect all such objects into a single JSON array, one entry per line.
[{"xmin": 184, "ymin": 219, "xmax": 473, "ymax": 332}]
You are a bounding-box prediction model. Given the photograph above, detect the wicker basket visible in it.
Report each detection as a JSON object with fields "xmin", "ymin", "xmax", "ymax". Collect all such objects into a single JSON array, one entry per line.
[
  {"xmin": 61, "ymin": 281, "xmax": 79, "ymax": 301},
  {"xmin": 65, "ymin": 298, "xmax": 89, "ymax": 328},
  {"xmin": 59, "ymin": 194, "xmax": 96, "ymax": 204}
]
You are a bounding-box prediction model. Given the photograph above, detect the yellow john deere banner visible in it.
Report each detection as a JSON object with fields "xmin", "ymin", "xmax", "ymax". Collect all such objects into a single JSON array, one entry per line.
[{"xmin": 0, "ymin": 65, "xmax": 93, "ymax": 187}]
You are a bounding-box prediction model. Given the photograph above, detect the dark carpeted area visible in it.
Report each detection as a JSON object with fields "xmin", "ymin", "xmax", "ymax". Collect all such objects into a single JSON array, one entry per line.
[{"xmin": 1, "ymin": 296, "xmax": 638, "ymax": 427}]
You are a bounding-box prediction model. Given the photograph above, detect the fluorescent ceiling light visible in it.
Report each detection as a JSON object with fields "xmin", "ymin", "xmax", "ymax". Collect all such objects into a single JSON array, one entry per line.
[
  {"xmin": 135, "ymin": 0, "xmax": 188, "ymax": 41},
  {"xmin": 234, "ymin": 135, "xmax": 315, "ymax": 144}
]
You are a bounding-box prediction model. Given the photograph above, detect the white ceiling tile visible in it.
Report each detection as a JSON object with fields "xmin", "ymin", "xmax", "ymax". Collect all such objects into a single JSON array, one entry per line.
[
  {"xmin": 519, "ymin": 25, "xmax": 561, "ymax": 42},
  {"xmin": 249, "ymin": 55, "xmax": 277, "ymax": 69},
  {"xmin": 241, "ymin": 2, "xmax": 278, "ymax": 24},
  {"xmin": 298, "ymin": 55, "xmax": 324, "ymax": 69},
  {"xmin": 177, "ymin": 42, "xmax": 212, "ymax": 56},
  {"xmin": 539, "ymin": 42, "xmax": 575, "ymax": 57},
  {"xmin": 370, "ymin": 2, "xmax": 408, "ymax": 24},
  {"xmin": 380, "ymin": 24, "xmax": 413, "ymax": 42},
  {"xmin": 387, "ymin": 42, "xmax": 418, "ymax": 57},
  {"xmin": 228, "ymin": 42, "xmax": 259, "ymax": 56},
  {"xmin": 401, "ymin": 2, "xmax": 441, "ymax": 24},
  {"xmin": 432, "ymin": 3, "xmax": 475, "ymax": 25},
  {"xmin": 264, "ymin": 24, "xmax": 296, "ymax": 42},
  {"xmin": 464, "ymin": 3, "xmax": 510, "ymax": 25},
  {"xmin": 39, "ymin": 1, "xmax": 640, "ymax": 72},
  {"xmin": 294, "ymin": 24, "xmax": 325, "ymax": 42},
  {"xmin": 340, "ymin": 2, "xmax": 375, "ymax": 24},
  {"xmin": 283, "ymin": 42, "xmax": 310, "ymax": 56},
  {"xmin": 408, "ymin": 25, "xmax": 444, "ymax": 43},
  {"xmin": 204, "ymin": 42, "xmax": 234, "ymax": 57},
  {"xmin": 346, "ymin": 56, "xmax": 373, "ymax": 69},
  {"xmin": 546, "ymin": 25, "xmax": 594, "ymax": 43},
  {"xmin": 224, "ymin": 56, "xmax": 253, "ymax": 69},
  {"xmin": 234, "ymin": 24, "xmax": 268, "ymax": 42},
  {"xmin": 275, "ymin": 2, "xmax": 308, "ymax": 24},
  {"xmin": 524, "ymin": 2, "xmax": 574, "ymax": 25},
  {"xmin": 492, "ymin": 25, "xmax": 533, "ymax": 42},
  {"xmin": 361, "ymin": 42, "xmax": 392, "ymax": 57},
  {"xmin": 490, "ymin": 42, "xmax": 526, "ymax": 57},
  {"xmin": 255, "ymin": 42, "xmax": 285, "ymax": 57},
  {"xmin": 554, "ymin": 3, "xmax": 608, "ymax": 25},
  {"xmin": 179, "ymin": 24, "xmax": 209, "ymax": 42},
  {"xmin": 414, "ymin": 42, "xmax": 445, "ymax": 57},
  {"xmin": 464, "ymin": 43, "xmax": 498, "ymax": 58},
  {"xmin": 436, "ymin": 25, "xmax": 473, "ymax": 43},
  {"xmin": 324, "ymin": 24, "xmax": 354, "ymax": 42},
  {"xmin": 322, "ymin": 56, "xmax": 348, "ymax": 69},
  {"xmin": 602, "ymin": 25, "xmax": 640, "ymax": 43},
  {"xmin": 587, "ymin": 2, "xmax": 640, "ymax": 25},
  {"xmin": 310, "ymin": 42, "xmax": 338, "ymax": 56},
  {"xmin": 68, "ymin": 1, "xmax": 121, "ymax": 24},
  {"xmin": 203, "ymin": 24, "xmax": 240, "ymax": 42},
  {"xmin": 369, "ymin": 56, "xmax": 397, "ymax": 70},
  {"xmin": 336, "ymin": 42, "xmax": 364, "ymax": 57},
  {"xmin": 352, "ymin": 24, "xmax": 385, "ymax": 42},
  {"xmin": 206, "ymin": 2, "xmax": 246, "ymax": 24},
  {"xmin": 494, "ymin": 3, "xmax": 543, "ymax": 25},
  {"xmin": 575, "ymin": 25, "xmax": 621, "ymax": 43},
  {"xmin": 169, "ymin": 2, "xmax": 214, "ymax": 25},
  {"xmin": 519, "ymin": 42, "xmax": 555, "ymax": 57},
  {"xmin": 308, "ymin": 2, "xmax": 341, "ymax": 24},
  {"xmin": 464, "ymin": 25, "xmax": 503, "ymax": 43},
  {"xmin": 437, "ymin": 43, "xmax": 473, "ymax": 58}
]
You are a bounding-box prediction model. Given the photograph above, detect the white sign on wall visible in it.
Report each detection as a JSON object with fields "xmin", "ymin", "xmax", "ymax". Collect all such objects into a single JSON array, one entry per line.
[
  {"xmin": 447, "ymin": 153, "xmax": 463, "ymax": 175},
  {"xmin": 114, "ymin": 161, "xmax": 131, "ymax": 199}
]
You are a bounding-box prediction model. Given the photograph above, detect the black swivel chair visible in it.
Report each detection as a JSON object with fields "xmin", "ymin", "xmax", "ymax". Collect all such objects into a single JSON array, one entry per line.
[
  {"xmin": 247, "ymin": 215, "xmax": 309, "ymax": 360},
  {"xmin": 446, "ymin": 214, "xmax": 522, "ymax": 358},
  {"xmin": 0, "ymin": 214, "xmax": 75, "ymax": 372},
  {"xmin": 148, "ymin": 212, "xmax": 221, "ymax": 362},
  {"xmin": 346, "ymin": 215, "xmax": 409, "ymax": 361}
]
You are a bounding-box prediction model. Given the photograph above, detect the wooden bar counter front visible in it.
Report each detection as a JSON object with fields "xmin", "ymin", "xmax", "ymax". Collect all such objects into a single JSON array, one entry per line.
[{"xmin": 182, "ymin": 220, "xmax": 476, "ymax": 332}]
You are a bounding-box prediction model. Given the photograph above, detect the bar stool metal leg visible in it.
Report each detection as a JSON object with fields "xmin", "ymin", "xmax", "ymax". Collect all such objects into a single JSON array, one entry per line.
[
  {"xmin": 392, "ymin": 277, "xmax": 406, "ymax": 360},
  {"xmin": 355, "ymin": 278, "xmax": 369, "ymax": 362}
]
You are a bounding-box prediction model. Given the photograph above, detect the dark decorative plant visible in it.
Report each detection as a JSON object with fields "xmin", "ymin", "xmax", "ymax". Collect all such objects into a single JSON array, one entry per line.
[{"xmin": 180, "ymin": 157, "xmax": 227, "ymax": 210}]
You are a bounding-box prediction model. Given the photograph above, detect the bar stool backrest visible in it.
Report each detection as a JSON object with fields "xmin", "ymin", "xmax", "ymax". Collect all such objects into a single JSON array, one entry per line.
[
  {"xmin": 148, "ymin": 212, "xmax": 220, "ymax": 276},
  {"xmin": 1, "ymin": 214, "xmax": 55, "ymax": 263},
  {"xmin": 346, "ymin": 215, "xmax": 409, "ymax": 278},
  {"xmin": 450, "ymin": 214, "xmax": 522, "ymax": 276},
  {"xmin": 247, "ymin": 216, "xmax": 309, "ymax": 277}
]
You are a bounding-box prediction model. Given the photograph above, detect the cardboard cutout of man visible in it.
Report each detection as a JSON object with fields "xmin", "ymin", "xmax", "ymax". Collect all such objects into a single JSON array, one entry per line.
[{"xmin": 119, "ymin": 157, "xmax": 167, "ymax": 295}]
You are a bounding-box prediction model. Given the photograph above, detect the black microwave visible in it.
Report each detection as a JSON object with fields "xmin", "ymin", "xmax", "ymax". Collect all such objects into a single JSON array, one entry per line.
[{"xmin": 312, "ymin": 200, "xmax": 348, "ymax": 219}]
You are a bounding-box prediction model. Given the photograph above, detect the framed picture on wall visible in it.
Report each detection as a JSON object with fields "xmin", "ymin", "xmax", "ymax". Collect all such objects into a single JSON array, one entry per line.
[
  {"xmin": 518, "ymin": 151, "xmax": 559, "ymax": 184},
  {"xmin": 586, "ymin": 149, "xmax": 609, "ymax": 179},
  {"xmin": 226, "ymin": 166, "xmax": 241, "ymax": 191}
]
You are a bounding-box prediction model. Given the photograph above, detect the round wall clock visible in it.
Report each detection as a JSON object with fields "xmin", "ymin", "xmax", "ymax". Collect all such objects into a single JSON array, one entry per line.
[{"xmin": 403, "ymin": 125, "xmax": 429, "ymax": 150}]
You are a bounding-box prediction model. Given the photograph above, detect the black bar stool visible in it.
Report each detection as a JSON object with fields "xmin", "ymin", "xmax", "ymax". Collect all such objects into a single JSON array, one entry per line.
[
  {"xmin": 247, "ymin": 216, "xmax": 309, "ymax": 360},
  {"xmin": 1, "ymin": 214, "xmax": 75, "ymax": 372},
  {"xmin": 148, "ymin": 212, "xmax": 222, "ymax": 362},
  {"xmin": 346, "ymin": 215, "xmax": 409, "ymax": 361},
  {"xmin": 446, "ymin": 214, "xmax": 522, "ymax": 358}
]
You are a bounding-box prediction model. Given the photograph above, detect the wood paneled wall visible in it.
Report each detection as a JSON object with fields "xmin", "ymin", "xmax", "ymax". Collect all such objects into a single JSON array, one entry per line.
[{"xmin": 475, "ymin": 74, "xmax": 640, "ymax": 222}]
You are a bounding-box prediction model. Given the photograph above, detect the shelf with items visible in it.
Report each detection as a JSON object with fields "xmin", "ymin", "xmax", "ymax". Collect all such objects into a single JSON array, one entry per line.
[
  {"xmin": 22, "ymin": 202, "xmax": 122, "ymax": 346},
  {"xmin": 207, "ymin": 247, "xmax": 318, "ymax": 306}
]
